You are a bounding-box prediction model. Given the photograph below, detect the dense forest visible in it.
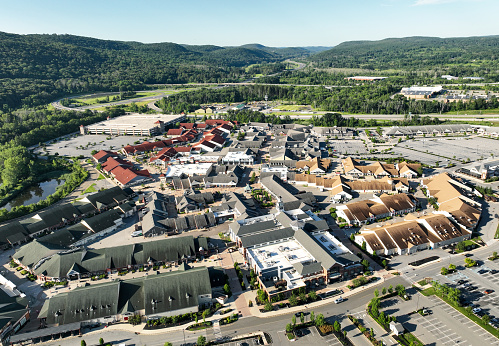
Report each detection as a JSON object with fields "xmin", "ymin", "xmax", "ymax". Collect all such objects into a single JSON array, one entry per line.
[
  {"xmin": 156, "ymin": 85, "xmax": 499, "ymax": 115},
  {"xmin": 310, "ymin": 36, "xmax": 499, "ymax": 80},
  {"xmin": 0, "ymin": 32, "xmax": 315, "ymax": 110}
]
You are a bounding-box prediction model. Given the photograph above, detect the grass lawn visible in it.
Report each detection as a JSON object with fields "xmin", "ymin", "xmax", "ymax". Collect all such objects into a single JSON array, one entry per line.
[
  {"xmin": 398, "ymin": 332, "xmax": 424, "ymax": 346},
  {"xmin": 417, "ymin": 279, "xmax": 429, "ymax": 286},
  {"xmin": 420, "ymin": 287, "xmax": 436, "ymax": 296},
  {"xmin": 82, "ymin": 183, "xmax": 97, "ymax": 195},
  {"xmin": 277, "ymin": 104, "xmax": 312, "ymax": 111},
  {"xmin": 97, "ymin": 174, "xmax": 105, "ymax": 181}
]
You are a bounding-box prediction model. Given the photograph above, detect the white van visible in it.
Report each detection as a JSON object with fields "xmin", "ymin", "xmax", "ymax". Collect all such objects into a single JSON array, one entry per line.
[{"xmin": 131, "ymin": 230, "xmax": 143, "ymax": 237}]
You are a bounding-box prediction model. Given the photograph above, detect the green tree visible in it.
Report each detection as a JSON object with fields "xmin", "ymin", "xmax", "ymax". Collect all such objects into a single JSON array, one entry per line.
[
  {"xmin": 299, "ymin": 292, "xmax": 307, "ymax": 303},
  {"xmin": 310, "ymin": 311, "xmax": 315, "ymax": 323},
  {"xmin": 202, "ymin": 309, "xmax": 209, "ymax": 323},
  {"xmin": 164, "ymin": 343, "xmax": 173, "ymax": 346},
  {"xmin": 1, "ymin": 147, "xmax": 31, "ymax": 187},
  {"xmin": 286, "ymin": 323, "xmax": 294, "ymax": 332},
  {"xmin": 441, "ymin": 267, "xmax": 449, "ymax": 275},
  {"xmin": 264, "ymin": 301, "xmax": 273, "ymax": 312},
  {"xmin": 395, "ymin": 284, "xmax": 406, "ymax": 297},
  {"xmin": 292, "ymin": 315, "xmax": 296, "ymax": 326},
  {"xmin": 81, "ymin": 341, "xmax": 86, "ymax": 346},
  {"xmin": 374, "ymin": 289, "xmax": 379, "ymax": 297},
  {"xmin": 315, "ymin": 313, "xmax": 325, "ymax": 327},
  {"xmin": 382, "ymin": 287, "xmax": 387, "ymax": 295},
  {"xmin": 448, "ymin": 263, "xmax": 456, "ymax": 272},
  {"xmin": 388, "ymin": 285, "xmax": 393, "ymax": 293},
  {"xmin": 99, "ymin": 338, "xmax": 104, "ymax": 345},
  {"xmin": 197, "ymin": 335, "xmax": 207, "ymax": 346},
  {"xmin": 361, "ymin": 241, "xmax": 367, "ymax": 251},
  {"xmin": 493, "ymin": 251, "xmax": 498, "ymax": 259},
  {"xmin": 456, "ymin": 241, "xmax": 466, "ymax": 252},
  {"xmin": 308, "ymin": 291, "xmax": 318, "ymax": 301},
  {"xmin": 333, "ymin": 320, "xmax": 341, "ymax": 333},
  {"xmin": 289, "ymin": 294, "xmax": 299, "ymax": 307},
  {"xmin": 483, "ymin": 314, "xmax": 491, "ymax": 325},
  {"xmin": 300, "ymin": 312, "xmax": 305, "ymax": 324},
  {"xmin": 223, "ymin": 283, "xmax": 231, "ymax": 295}
]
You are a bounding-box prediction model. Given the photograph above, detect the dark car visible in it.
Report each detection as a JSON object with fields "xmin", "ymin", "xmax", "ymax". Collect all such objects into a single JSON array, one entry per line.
[
  {"xmin": 295, "ymin": 329, "xmax": 304, "ymax": 337},
  {"xmin": 457, "ymin": 279, "xmax": 467, "ymax": 285},
  {"xmin": 464, "ymin": 253, "xmax": 473, "ymax": 257},
  {"xmin": 484, "ymin": 289, "xmax": 494, "ymax": 294},
  {"xmin": 478, "ymin": 269, "xmax": 489, "ymax": 274},
  {"xmin": 491, "ymin": 270, "xmax": 498, "ymax": 275}
]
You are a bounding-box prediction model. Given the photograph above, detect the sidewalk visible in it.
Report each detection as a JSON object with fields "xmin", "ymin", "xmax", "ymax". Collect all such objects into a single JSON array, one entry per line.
[{"xmin": 249, "ymin": 272, "xmax": 390, "ymax": 318}]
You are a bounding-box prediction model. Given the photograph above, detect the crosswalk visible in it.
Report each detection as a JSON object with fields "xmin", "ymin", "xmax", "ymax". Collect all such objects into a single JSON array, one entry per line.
[{"xmin": 212, "ymin": 319, "xmax": 223, "ymax": 339}]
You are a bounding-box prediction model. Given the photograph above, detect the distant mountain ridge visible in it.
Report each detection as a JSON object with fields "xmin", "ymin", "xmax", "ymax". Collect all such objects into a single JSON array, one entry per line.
[{"xmin": 310, "ymin": 35, "xmax": 499, "ymax": 69}]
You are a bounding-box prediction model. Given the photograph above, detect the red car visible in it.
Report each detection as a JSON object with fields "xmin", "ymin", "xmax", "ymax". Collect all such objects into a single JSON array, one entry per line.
[{"xmin": 484, "ymin": 289, "xmax": 494, "ymax": 294}]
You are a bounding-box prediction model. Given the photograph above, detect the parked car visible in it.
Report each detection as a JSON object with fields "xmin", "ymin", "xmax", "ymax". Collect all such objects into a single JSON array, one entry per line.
[
  {"xmin": 295, "ymin": 329, "xmax": 304, "ymax": 337},
  {"xmin": 490, "ymin": 269, "xmax": 498, "ymax": 275},
  {"xmin": 478, "ymin": 269, "xmax": 489, "ymax": 274},
  {"xmin": 473, "ymin": 307, "xmax": 482, "ymax": 314},
  {"xmin": 484, "ymin": 289, "xmax": 494, "ymax": 294},
  {"xmin": 334, "ymin": 297, "xmax": 344, "ymax": 304},
  {"xmin": 457, "ymin": 279, "xmax": 467, "ymax": 285},
  {"xmin": 463, "ymin": 283, "xmax": 471, "ymax": 287},
  {"xmin": 422, "ymin": 309, "xmax": 432, "ymax": 315}
]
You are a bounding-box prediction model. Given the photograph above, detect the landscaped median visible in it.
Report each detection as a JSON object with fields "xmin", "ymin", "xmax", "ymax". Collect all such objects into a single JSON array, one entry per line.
[
  {"xmin": 419, "ymin": 282, "xmax": 499, "ymax": 339},
  {"xmin": 285, "ymin": 312, "xmax": 353, "ymax": 346}
]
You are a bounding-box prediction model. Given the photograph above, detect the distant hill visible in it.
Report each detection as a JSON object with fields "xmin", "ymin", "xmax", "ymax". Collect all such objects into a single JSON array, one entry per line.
[
  {"xmin": 310, "ymin": 36, "xmax": 499, "ymax": 70},
  {"xmin": 0, "ymin": 32, "xmax": 313, "ymax": 109}
]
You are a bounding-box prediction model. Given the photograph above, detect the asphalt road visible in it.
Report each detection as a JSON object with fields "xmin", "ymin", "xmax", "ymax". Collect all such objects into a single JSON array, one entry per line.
[{"xmin": 40, "ymin": 276, "xmax": 408, "ymax": 346}]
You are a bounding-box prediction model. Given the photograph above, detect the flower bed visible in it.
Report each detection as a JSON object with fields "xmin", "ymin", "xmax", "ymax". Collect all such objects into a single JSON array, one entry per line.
[
  {"xmin": 220, "ymin": 313, "xmax": 239, "ymax": 325},
  {"xmin": 186, "ymin": 321, "xmax": 212, "ymax": 331}
]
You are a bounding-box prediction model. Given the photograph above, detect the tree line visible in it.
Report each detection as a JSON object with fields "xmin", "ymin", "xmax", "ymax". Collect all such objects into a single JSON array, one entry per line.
[{"xmin": 157, "ymin": 84, "xmax": 499, "ymax": 116}]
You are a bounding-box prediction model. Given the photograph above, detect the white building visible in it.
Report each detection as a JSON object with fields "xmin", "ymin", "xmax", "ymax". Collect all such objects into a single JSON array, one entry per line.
[
  {"xmin": 222, "ymin": 150, "xmax": 254, "ymax": 165},
  {"xmin": 261, "ymin": 164, "xmax": 289, "ymax": 181}
]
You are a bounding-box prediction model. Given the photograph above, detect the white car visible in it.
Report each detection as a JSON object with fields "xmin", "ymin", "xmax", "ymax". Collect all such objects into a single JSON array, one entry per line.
[
  {"xmin": 334, "ymin": 297, "xmax": 344, "ymax": 304},
  {"xmin": 473, "ymin": 307, "xmax": 482, "ymax": 314}
]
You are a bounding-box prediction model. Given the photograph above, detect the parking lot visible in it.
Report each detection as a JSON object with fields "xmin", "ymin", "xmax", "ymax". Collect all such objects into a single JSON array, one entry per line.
[
  {"xmin": 438, "ymin": 258, "xmax": 499, "ymax": 328},
  {"xmin": 391, "ymin": 145, "xmax": 442, "ymax": 166},
  {"xmin": 34, "ymin": 134, "xmax": 156, "ymax": 158},
  {"xmin": 396, "ymin": 137, "xmax": 499, "ymax": 164},
  {"xmin": 328, "ymin": 140, "xmax": 369, "ymax": 155},
  {"xmin": 215, "ymin": 336, "xmax": 262, "ymax": 346}
]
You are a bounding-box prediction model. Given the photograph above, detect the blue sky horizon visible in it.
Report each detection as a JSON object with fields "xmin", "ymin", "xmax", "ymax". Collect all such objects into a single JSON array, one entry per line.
[{"xmin": 0, "ymin": 0, "xmax": 497, "ymax": 47}]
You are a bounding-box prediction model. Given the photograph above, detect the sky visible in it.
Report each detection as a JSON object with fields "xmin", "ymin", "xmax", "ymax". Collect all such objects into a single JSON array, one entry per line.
[{"xmin": 0, "ymin": 0, "xmax": 496, "ymax": 47}]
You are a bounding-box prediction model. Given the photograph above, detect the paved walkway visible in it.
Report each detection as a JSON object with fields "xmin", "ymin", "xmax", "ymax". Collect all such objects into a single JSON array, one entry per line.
[{"xmin": 248, "ymin": 272, "xmax": 390, "ymax": 318}]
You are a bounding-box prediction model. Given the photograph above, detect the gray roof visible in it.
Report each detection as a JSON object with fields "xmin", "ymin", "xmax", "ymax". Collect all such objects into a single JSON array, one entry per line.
[
  {"xmin": 293, "ymin": 229, "xmax": 337, "ymax": 270},
  {"xmin": 33, "ymin": 236, "xmax": 207, "ymax": 279},
  {"xmin": 0, "ymin": 221, "xmax": 29, "ymax": 247},
  {"xmin": 40, "ymin": 266, "xmax": 211, "ymax": 326},
  {"xmin": 82, "ymin": 209, "xmax": 121, "ymax": 233},
  {"xmin": 232, "ymin": 220, "xmax": 276, "ymax": 237},
  {"xmin": 240, "ymin": 227, "xmax": 295, "ymax": 248},
  {"xmin": 83, "ymin": 186, "xmax": 131, "ymax": 209},
  {"xmin": 292, "ymin": 261, "xmax": 323, "ymax": 276},
  {"xmin": 303, "ymin": 220, "xmax": 329, "ymax": 232},
  {"xmin": 35, "ymin": 204, "xmax": 82, "ymax": 226}
]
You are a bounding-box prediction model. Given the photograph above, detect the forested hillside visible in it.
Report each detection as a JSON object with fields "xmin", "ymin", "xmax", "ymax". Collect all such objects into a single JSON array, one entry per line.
[
  {"xmin": 310, "ymin": 36, "xmax": 499, "ymax": 76},
  {"xmin": 157, "ymin": 85, "xmax": 499, "ymax": 115},
  {"xmin": 0, "ymin": 32, "xmax": 310, "ymax": 110}
]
